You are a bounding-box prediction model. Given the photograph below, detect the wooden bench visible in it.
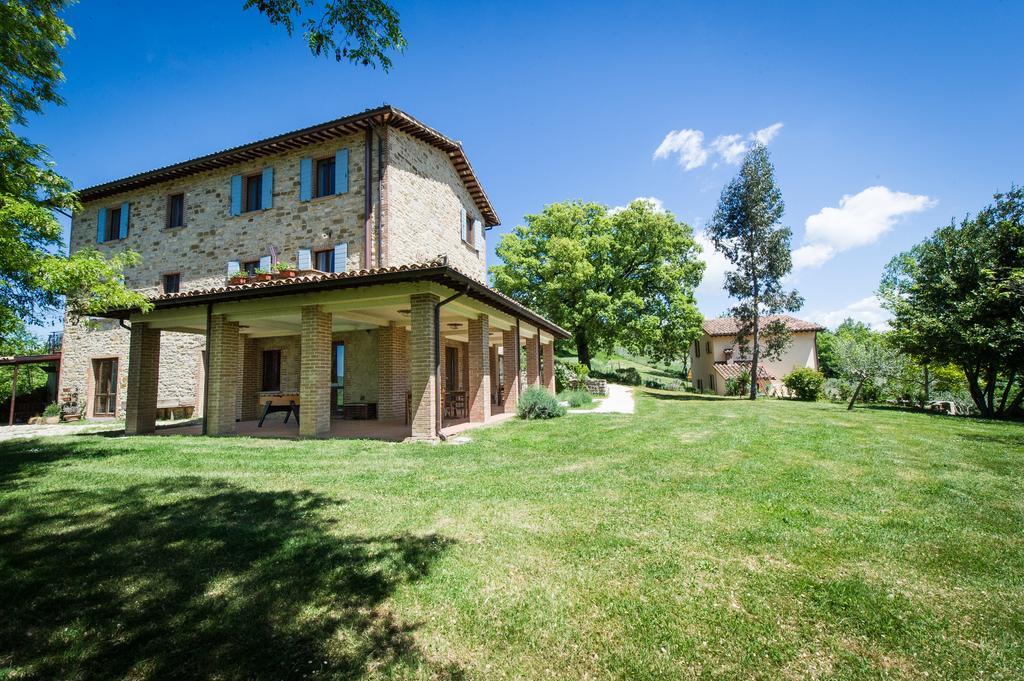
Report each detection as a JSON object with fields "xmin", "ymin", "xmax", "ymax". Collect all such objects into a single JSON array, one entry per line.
[
  {"xmin": 257, "ymin": 394, "xmax": 300, "ymax": 427},
  {"xmin": 156, "ymin": 400, "xmax": 195, "ymax": 421}
]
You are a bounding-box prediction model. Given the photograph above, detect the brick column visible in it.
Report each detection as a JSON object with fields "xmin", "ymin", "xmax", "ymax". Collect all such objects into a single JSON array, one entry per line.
[
  {"xmin": 543, "ymin": 340, "xmax": 556, "ymax": 393},
  {"xmin": 300, "ymin": 305, "xmax": 332, "ymax": 439},
  {"xmin": 377, "ymin": 321, "xmax": 409, "ymax": 419},
  {"xmin": 125, "ymin": 322, "xmax": 160, "ymax": 435},
  {"xmin": 409, "ymin": 293, "xmax": 438, "ymax": 439},
  {"xmin": 467, "ymin": 314, "xmax": 491, "ymax": 422},
  {"xmin": 206, "ymin": 314, "xmax": 239, "ymax": 435},
  {"xmin": 238, "ymin": 335, "xmax": 259, "ymax": 421},
  {"xmin": 526, "ymin": 333, "xmax": 540, "ymax": 388},
  {"xmin": 502, "ymin": 327, "xmax": 520, "ymax": 411}
]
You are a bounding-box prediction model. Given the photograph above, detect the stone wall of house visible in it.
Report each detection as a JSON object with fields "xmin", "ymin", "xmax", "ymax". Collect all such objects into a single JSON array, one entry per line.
[
  {"xmin": 69, "ymin": 132, "xmax": 371, "ymax": 295},
  {"xmin": 59, "ymin": 319, "xmax": 204, "ymax": 418},
  {"xmin": 386, "ymin": 129, "xmax": 487, "ymax": 280}
]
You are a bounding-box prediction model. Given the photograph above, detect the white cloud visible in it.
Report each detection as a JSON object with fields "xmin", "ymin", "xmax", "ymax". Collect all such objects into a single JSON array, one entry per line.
[
  {"xmin": 654, "ymin": 122, "xmax": 783, "ymax": 171},
  {"xmin": 791, "ymin": 243, "xmax": 835, "ymax": 270},
  {"xmin": 608, "ymin": 196, "xmax": 665, "ymax": 215},
  {"xmin": 793, "ymin": 186, "xmax": 936, "ymax": 270},
  {"xmin": 653, "ymin": 129, "xmax": 708, "ymax": 170},
  {"xmin": 751, "ymin": 122, "xmax": 784, "ymax": 145},
  {"xmin": 810, "ymin": 295, "xmax": 891, "ymax": 331},
  {"xmin": 711, "ymin": 134, "xmax": 747, "ymax": 165}
]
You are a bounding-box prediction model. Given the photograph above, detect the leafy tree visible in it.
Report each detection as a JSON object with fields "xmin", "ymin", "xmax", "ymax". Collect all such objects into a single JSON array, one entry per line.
[
  {"xmin": 880, "ymin": 187, "xmax": 1024, "ymax": 418},
  {"xmin": 491, "ymin": 199, "xmax": 704, "ymax": 368},
  {"xmin": 834, "ymin": 334, "xmax": 905, "ymax": 410},
  {"xmin": 245, "ymin": 0, "xmax": 405, "ymax": 70},
  {"xmin": 817, "ymin": 318, "xmax": 876, "ymax": 378},
  {"xmin": 0, "ymin": 0, "xmax": 149, "ymax": 340},
  {"xmin": 707, "ymin": 144, "xmax": 802, "ymax": 399}
]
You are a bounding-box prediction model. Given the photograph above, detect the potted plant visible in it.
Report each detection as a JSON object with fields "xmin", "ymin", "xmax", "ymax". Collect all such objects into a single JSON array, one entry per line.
[
  {"xmin": 229, "ymin": 270, "xmax": 249, "ymax": 286},
  {"xmin": 272, "ymin": 261, "xmax": 298, "ymax": 279},
  {"xmin": 251, "ymin": 267, "xmax": 272, "ymax": 282}
]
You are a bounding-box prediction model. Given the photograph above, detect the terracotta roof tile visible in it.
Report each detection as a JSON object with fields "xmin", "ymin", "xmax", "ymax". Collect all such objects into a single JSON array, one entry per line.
[
  {"xmin": 114, "ymin": 258, "xmax": 570, "ymax": 339},
  {"xmin": 702, "ymin": 314, "xmax": 824, "ymax": 337},
  {"xmin": 713, "ymin": 361, "xmax": 777, "ymax": 381}
]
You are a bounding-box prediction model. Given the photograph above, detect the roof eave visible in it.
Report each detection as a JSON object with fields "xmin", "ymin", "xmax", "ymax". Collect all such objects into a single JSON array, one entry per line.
[
  {"xmin": 98, "ymin": 265, "xmax": 569, "ymax": 339},
  {"xmin": 76, "ymin": 105, "xmax": 500, "ymax": 226}
]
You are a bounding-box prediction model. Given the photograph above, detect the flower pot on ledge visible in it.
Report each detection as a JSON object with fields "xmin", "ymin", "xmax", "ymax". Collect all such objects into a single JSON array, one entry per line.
[
  {"xmin": 228, "ymin": 275, "xmax": 249, "ymax": 286},
  {"xmin": 273, "ymin": 269, "xmax": 298, "ymax": 279},
  {"xmin": 252, "ymin": 273, "xmax": 272, "ymax": 282}
]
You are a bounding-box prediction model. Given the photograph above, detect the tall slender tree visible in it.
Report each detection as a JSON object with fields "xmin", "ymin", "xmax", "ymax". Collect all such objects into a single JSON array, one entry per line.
[{"xmin": 706, "ymin": 144, "xmax": 802, "ymax": 399}]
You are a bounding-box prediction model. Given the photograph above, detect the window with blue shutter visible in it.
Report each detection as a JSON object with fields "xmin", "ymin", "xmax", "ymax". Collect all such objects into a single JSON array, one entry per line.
[
  {"xmin": 297, "ymin": 248, "xmax": 312, "ymax": 270},
  {"xmin": 336, "ymin": 149, "xmax": 349, "ymax": 193},
  {"xmin": 259, "ymin": 255, "xmax": 272, "ymax": 272},
  {"xmin": 230, "ymin": 175, "xmax": 242, "ymax": 215},
  {"xmin": 333, "ymin": 243, "xmax": 348, "ymax": 273},
  {"xmin": 299, "ymin": 158, "xmax": 313, "ymax": 201},
  {"xmin": 315, "ymin": 157, "xmax": 335, "ymax": 197},
  {"xmin": 96, "ymin": 207, "xmax": 107, "ymax": 243},
  {"xmin": 227, "ymin": 260, "xmax": 241, "ymax": 276},
  {"xmin": 314, "ymin": 248, "xmax": 334, "ymax": 272},
  {"xmin": 460, "ymin": 208, "xmax": 468, "ymax": 243},
  {"xmin": 261, "ymin": 167, "xmax": 273, "ymax": 208}
]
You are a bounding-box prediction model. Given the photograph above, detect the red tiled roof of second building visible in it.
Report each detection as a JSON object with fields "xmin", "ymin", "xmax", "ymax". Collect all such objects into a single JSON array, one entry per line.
[
  {"xmin": 713, "ymin": 361, "xmax": 777, "ymax": 381},
  {"xmin": 702, "ymin": 314, "xmax": 825, "ymax": 337}
]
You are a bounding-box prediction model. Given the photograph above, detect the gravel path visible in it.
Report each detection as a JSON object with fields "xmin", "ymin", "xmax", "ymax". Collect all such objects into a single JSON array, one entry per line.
[{"xmin": 570, "ymin": 384, "xmax": 635, "ymax": 414}]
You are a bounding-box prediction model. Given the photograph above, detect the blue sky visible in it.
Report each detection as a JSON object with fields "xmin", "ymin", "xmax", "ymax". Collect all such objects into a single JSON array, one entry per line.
[{"xmin": 28, "ymin": 0, "xmax": 1024, "ymax": 334}]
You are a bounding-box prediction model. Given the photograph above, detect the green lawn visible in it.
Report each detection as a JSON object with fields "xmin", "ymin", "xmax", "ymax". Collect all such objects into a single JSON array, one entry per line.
[{"xmin": 1, "ymin": 394, "xmax": 1022, "ymax": 679}]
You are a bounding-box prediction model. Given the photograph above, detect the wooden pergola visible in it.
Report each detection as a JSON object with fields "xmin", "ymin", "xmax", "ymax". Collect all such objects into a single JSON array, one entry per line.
[{"xmin": 0, "ymin": 352, "xmax": 61, "ymax": 426}]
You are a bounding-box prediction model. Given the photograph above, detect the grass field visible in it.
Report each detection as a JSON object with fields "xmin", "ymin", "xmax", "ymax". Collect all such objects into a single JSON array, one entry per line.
[{"xmin": 1, "ymin": 393, "xmax": 1022, "ymax": 679}]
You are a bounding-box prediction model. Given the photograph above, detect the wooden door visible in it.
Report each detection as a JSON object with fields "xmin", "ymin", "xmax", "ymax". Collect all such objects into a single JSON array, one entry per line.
[{"xmin": 93, "ymin": 358, "xmax": 118, "ymax": 416}]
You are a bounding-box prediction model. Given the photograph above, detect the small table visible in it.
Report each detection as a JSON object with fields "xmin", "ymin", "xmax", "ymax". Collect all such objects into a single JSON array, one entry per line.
[{"xmin": 257, "ymin": 394, "xmax": 300, "ymax": 427}]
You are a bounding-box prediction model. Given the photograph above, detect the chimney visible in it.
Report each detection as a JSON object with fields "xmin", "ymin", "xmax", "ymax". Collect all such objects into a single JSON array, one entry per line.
[{"xmin": 724, "ymin": 347, "xmax": 734, "ymax": 364}]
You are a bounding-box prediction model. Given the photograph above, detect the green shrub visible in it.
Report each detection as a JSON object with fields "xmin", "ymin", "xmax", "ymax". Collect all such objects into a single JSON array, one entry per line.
[
  {"xmin": 517, "ymin": 386, "xmax": 566, "ymax": 419},
  {"xmin": 558, "ymin": 390, "xmax": 593, "ymax": 408},
  {"xmin": 42, "ymin": 402, "xmax": 61, "ymax": 418},
  {"xmin": 783, "ymin": 367, "xmax": 825, "ymax": 401},
  {"xmin": 615, "ymin": 367, "xmax": 641, "ymax": 386},
  {"xmin": 554, "ymin": 360, "xmax": 590, "ymax": 392}
]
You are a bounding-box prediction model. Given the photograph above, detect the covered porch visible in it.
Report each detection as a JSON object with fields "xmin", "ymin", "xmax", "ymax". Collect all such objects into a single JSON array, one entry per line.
[{"xmin": 118, "ymin": 266, "xmax": 565, "ymax": 441}]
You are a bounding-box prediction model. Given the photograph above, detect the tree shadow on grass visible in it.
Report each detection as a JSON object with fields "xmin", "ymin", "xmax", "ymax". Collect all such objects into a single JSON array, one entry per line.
[{"xmin": 0, "ymin": 442, "xmax": 460, "ymax": 680}]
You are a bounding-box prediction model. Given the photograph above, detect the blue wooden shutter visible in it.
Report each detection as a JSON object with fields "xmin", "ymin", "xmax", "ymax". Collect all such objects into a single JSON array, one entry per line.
[
  {"xmin": 230, "ymin": 175, "xmax": 242, "ymax": 215},
  {"xmin": 460, "ymin": 208, "xmax": 468, "ymax": 242},
  {"xmin": 473, "ymin": 219, "xmax": 483, "ymax": 252},
  {"xmin": 261, "ymin": 167, "xmax": 273, "ymax": 208},
  {"xmin": 297, "ymin": 248, "xmax": 311, "ymax": 270},
  {"xmin": 259, "ymin": 255, "xmax": 272, "ymax": 272},
  {"xmin": 299, "ymin": 158, "xmax": 313, "ymax": 201},
  {"xmin": 118, "ymin": 202, "xmax": 130, "ymax": 239},
  {"xmin": 333, "ymin": 243, "xmax": 347, "ymax": 273},
  {"xmin": 336, "ymin": 149, "xmax": 349, "ymax": 194},
  {"xmin": 227, "ymin": 260, "xmax": 240, "ymax": 275},
  {"xmin": 96, "ymin": 207, "xmax": 107, "ymax": 243}
]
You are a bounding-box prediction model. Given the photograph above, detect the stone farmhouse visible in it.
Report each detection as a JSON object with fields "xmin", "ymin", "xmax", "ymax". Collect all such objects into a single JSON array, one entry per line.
[
  {"xmin": 689, "ymin": 315, "xmax": 824, "ymax": 395},
  {"xmin": 59, "ymin": 105, "xmax": 568, "ymax": 440}
]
